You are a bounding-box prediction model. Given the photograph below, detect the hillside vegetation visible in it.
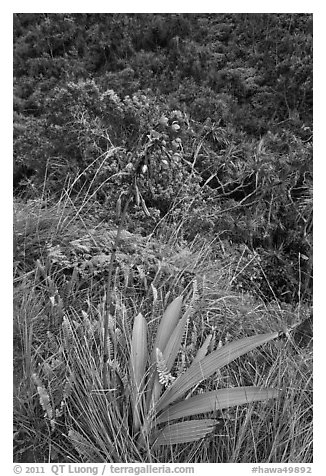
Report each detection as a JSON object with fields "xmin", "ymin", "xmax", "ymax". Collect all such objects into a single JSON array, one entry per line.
[{"xmin": 13, "ymin": 13, "xmax": 312, "ymax": 463}]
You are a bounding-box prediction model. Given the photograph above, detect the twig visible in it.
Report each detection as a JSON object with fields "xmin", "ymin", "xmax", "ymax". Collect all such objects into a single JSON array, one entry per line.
[
  {"xmin": 101, "ymin": 143, "xmax": 154, "ymax": 390},
  {"xmin": 102, "ymin": 193, "xmax": 133, "ymax": 391}
]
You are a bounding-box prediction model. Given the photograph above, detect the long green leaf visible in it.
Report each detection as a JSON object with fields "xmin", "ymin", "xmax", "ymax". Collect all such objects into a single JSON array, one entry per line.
[
  {"xmin": 146, "ymin": 296, "xmax": 183, "ymax": 411},
  {"xmin": 191, "ymin": 334, "xmax": 212, "ymax": 366},
  {"xmin": 156, "ymin": 386, "xmax": 279, "ymax": 424},
  {"xmin": 152, "ymin": 296, "xmax": 183, "ymax": 362},
  {"xmin": 130, "ymin": 313, "xmax": 148, "ymax": 432},
  {"xmin": 156, "ymin": 331, "xmax": 279, "ymax": 413},
  {"xmin": 149, "ymin": 306, "xmax": 192, "ymax": 410},
  {"xmin": 164, "ymin": 306, "xmax": 192, "ymax": 371},
  {"xmin": 152, "ymin": 419, "xmax": 217, "ymax": 446}
]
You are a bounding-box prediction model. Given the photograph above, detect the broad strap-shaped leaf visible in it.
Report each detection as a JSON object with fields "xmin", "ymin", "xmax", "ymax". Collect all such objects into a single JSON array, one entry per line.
[
  {"xmin": 156, "ymin": 386, "xmax": 279, "ymax": 424},
  {"xmin": 146, "ymin": 296, "xmax": 183, "ymax": 411},
  {"xmin": 130, "ymin": 313, "xmax": 148, "ymax": 432},
  {"xmin": 149, "ymin": 307, "xmax": 192, "ymax": 410},
  {"xmin": 164, "ymin": 306, "xmax": 193, "ymax": 371},
  {"xmin": 156, "ymin": 331, "xmax": 279, "ymax": 413},
  {"xmin": 151, "ymin": 296, "xmax": 183, "ymax": 363},
  {"xmin": 152, "ymin": 419, "xmax": 217, "ymax": 446},
  {"xmin": 191, "ymin": 334, "xmax": 212, "ymax": 366}
]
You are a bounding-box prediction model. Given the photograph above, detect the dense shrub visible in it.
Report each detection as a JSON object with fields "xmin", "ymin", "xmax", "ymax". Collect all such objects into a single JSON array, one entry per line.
[{"xmin": 13, "ymin": 13, "xmax": 312, "ymax": 303}]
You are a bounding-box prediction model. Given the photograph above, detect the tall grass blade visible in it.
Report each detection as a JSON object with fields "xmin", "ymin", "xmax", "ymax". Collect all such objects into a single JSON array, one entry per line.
[
  {"xmin": 152, "ymin": 419, "xmax": 217, "ymax": 446},
  {"xmin": 156, "ymin": 331, "xmax": 279, "ymax": 412},
  {"xmin": 68, "ymin": 430, "xmax": 101, "ymax": 462},
  {"xmin": 163, "ymin": 306, "xmax": 192, "ymax": 371},
  {"xmin": 156, "ymin": 386, "xmax": 279, "ymax": 424}
]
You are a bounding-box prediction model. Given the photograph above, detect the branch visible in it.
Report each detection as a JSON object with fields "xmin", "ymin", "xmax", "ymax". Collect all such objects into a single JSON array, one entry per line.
[{"xmin": 102, "ymin": 193, "xmax": 133, "ymax": 391}]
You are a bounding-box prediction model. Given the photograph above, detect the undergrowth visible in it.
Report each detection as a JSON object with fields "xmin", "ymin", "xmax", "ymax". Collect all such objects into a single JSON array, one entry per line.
[{"xmin": 13, "ymin": 196, "xmax": 312, "ymax": 463}]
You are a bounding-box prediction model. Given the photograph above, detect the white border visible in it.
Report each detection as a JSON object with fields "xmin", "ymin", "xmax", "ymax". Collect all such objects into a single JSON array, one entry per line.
[{"xmin": 3, "ymin": 4, "xmax": 323, "ymax": 473}]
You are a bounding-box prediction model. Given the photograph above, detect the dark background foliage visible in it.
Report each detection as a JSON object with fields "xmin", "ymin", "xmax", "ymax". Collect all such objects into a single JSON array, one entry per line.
[{"xmin": 13, "ymin": 13, "xmax": 313, "ymax": 303}]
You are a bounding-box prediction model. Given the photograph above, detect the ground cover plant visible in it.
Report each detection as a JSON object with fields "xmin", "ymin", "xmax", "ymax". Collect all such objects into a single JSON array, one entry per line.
[
  {"xmin": 13, "ymin": 194, "xmax": 313, "ymax": 463},
  {"xmin": 13, "ymin": 13, "xmax": 312, "ymax": 463}
]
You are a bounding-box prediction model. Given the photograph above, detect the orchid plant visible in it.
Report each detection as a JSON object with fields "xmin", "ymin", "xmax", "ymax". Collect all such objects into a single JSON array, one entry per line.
[{"xmin": 129, "ymin": 294, "xmax": 280, "ymax": 447}]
